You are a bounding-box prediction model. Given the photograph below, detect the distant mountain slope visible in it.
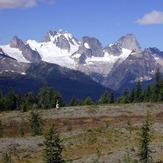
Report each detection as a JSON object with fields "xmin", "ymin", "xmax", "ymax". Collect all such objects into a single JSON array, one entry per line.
[
  {"xmin": 0, "ymin": 61, "xmax": 114, "ymax": 102},
  {"xmin": 26, "ymin": 62, "xmax": 114, "ymax": 101},
  {"xmin": 103, "ymin": 51, "xmax": 160, "ymax": 91},
  {"xmin": 0, "ymin": 71, "xmax": 42, "ymax": 95}
]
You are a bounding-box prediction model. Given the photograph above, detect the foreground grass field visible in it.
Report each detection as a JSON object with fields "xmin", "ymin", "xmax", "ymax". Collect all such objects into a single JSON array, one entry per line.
[{"xmin": 0, "ymin": 103, "xmax": 163, "ymax": 162}]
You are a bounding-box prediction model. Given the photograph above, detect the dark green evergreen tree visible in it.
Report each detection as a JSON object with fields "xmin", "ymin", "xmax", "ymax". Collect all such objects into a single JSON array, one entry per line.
[
  {"xmin": 69, "ymin": 96, "xmax": 78, "ymax": 106},
  {"xmin": 38, "ymin": 83, "xmax": 50, "ymax": 109},
  {"xmin": 52, "ymin": 91, "xmax": 64, "ymax": 108},
  {"xmin": 30, "ymin": 110, "xmax": 43, "ymax": 136},
  {"xmin": 38, "ymin": 83, "xmax": 63, "ymax": 109},
  {"xmin": 16, "ymin": 93, "xmax": 22, "ymax": 110},
  {"xmin": 100, "ymin": 90, "xmax": 109, "ymax": 104},
  {"xmin": 109, "ymin": 92, "xmax": 115, "ymax": 104},
  {"xmin": 129, "ymin": 87, "xmax": 136, "ymax": 103},
  {"xmin": 48, "ymin": 87, "xmax": 55, "ymax": 108},
  {"xmin": 138, "ymin": 111, "xmax": 153, "ymax": 163},
  {"xmin": 135, "ymin": 81, "xmax": 142, "ymax": 102},
  {"xmin": 0, "ymin": 120, "xmax": 4, "ymax": 138},
  {"xmin": 155, "ymin": 67, "xmax": 161, "ymax": 84},
  {"xmin": 155, "ymin": 68, "xmax": 161, "ymax": 101},
  {"xmin": 4, "ymin": 90, "xmax": 17, "ymax": 110},
  {"xmin": 118, "ymin": 88, "xmax": 129, "ymax": 103},
  {"xmin": 84, "ymin": 96, "xmax": 93, "ymax": 105},
  {"xmin": 25, "ymin": 91, "xmax": 36, "ymax": 109},
  {"xmin": 143, "ymin": 86, "xmax": 151, "ymax": 102},
  {"xmin": 2, "ymin": 152, "xmax": 12, "ymax": 163},
  {"xmin": 159, "ymin": 80, "xmax": 163, "ymax": 101},
  {"xmin": 0, "ymin": 90, "xmax": 4, "ymax": 111},
  {"xmin": 43, "ymin": 125, "xmax": 65, "ymax": 163},
  {"xmin": 22, "ymin": 103, "xmax": 27, "ymax": 112}
]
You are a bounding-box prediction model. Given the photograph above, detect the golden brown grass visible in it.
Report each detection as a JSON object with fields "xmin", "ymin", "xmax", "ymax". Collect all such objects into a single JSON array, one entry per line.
[{"xmin": 0, "ymin": 103, "xmax": 163, "ymax": 162}]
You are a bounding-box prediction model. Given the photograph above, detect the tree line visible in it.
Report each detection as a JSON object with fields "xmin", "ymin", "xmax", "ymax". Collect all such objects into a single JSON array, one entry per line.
[
  {"xmin": 118, "ymin": 68, "xmax": 163, "ymax": 103},
  {"xmin": 0, "ymin": 69, "xmax": 162, "ymax": 111},
  {"xmin": 0, "ymin": 82, "xmax": 63, "ymax": 111},
  {"xmin": 0, "ymin": 82, "xmax": 115, "ymax": 111}
]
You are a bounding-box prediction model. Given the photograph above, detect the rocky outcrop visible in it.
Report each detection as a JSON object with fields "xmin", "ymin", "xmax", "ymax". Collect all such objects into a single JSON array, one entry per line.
[
  {"xmin": 10, "ymin": 36, "xmax": 41, "ymax": 62},
  {"xmin": 41, "ymin": 30, "xmax": 57, "ymax": 42},
  {"xmin": 72, "ymin": 36, "xmax": 103, "ymax": 64},
  {"xmin": 103, "ymin": 51, "xmax": 159, "ymax": 91},
  {"xmin": 143, "ymin": 47, "xmax": 163, "ymax": 58},
  {"xmin": 0, "ymin": 57, "xmax": 28, "ymax": 73},
  {"xmin": 104, "ymin": 34, "xmax": 141, "ymax": 56},
  {"xmin": 116, "ymin": 34, "xmax": 141, "ymax": 53}
]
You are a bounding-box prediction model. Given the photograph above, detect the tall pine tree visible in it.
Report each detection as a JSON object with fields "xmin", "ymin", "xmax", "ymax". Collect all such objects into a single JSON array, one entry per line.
[
  {"xmin": 43, "ymin": 125, "xmax": 65, "ymax": 163},
  {"xmin": 135, "ymin": 81, "xmax": 142, "ymax": 103},
  {"xmin": 30, "ymin": 110, "xmax": 43, "ymax": 136},
  {"xmin": 100, "ymin": 90, "xmax": 109, "ymax": 104},
  {"xmin": 138, "ymin": 111, "xmax": 153, "ymax": 163}
]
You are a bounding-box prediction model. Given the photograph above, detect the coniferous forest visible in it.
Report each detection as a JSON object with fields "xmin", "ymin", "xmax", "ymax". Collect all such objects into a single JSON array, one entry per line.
[{"xmin": 0, "ymin": 69, "xmax": 162, "ymax": 111}]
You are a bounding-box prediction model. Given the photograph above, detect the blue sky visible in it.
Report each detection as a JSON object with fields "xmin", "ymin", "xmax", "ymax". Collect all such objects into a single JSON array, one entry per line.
[{"xmin": 0, "ymin": 0, "xmax": 163, "ymax": 50}]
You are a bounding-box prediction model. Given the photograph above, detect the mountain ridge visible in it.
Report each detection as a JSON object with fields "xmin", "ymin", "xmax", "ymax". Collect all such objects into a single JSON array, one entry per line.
[
  {"xmin": 0, "ymin": 61, "xmax": 114, "ymax": 102},
  {"xmin": 0, "ymin": 29, "xmax": 163, "ymax": 94}
]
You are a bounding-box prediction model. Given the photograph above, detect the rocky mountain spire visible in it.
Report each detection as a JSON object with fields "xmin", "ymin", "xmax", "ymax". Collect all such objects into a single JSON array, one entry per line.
[
  {"xmin": 116, "ymin": 34, "xmax": 141, "ymax": 53},
  {"xmin": 10, "ymin": 36, "xmax": 41, "ymax": 62},
  {"xmin": 10, "ymin": 36, "xmax": 24, "ymax": 49}
]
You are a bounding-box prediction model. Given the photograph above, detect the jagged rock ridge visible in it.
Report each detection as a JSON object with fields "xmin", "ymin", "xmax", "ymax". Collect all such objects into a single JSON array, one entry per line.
[
  {"xmin": 0, "ymin": 29, "xmax": 163, "ymax": 93},
  {"xmin": 10, "ymin": 36, "xmax": 41, "ymax": 62}
]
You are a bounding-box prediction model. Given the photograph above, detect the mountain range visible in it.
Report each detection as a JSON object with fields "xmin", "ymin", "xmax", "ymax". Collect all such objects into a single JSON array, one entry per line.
[{"xmin": 0, "ymin": 29, "xmax": 163, "ymax": 101}]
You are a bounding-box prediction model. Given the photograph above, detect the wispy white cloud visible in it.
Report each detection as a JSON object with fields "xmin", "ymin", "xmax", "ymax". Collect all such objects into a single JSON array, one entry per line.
[
  {"xmin": 136, "ymin": 10, "xmax": 163, "ymax": 25},
  {"xmin": 0, "ymin": 0, "xmax": 56, "ymax": 9},
  {"xmin": 0, "ymin": 0, "xmax": 37, "ymax": 9}
]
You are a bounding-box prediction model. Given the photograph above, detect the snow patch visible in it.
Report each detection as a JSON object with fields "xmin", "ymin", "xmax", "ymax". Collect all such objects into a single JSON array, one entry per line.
[
  {"xmin": 21, "ymin": 72, "xmax": 26, "ymax": 75},
  {"xmin": 84, "ymin": 43, "xmax": 90, "ymax": 49},
  {"xmin": 119, "ymin": 48, "xmax": 132, "ymax": 61},
  {"xmin": 152, "ymin": 54, "xmax": 160, "ymax": 60},
  {"xmin": 5, "ymin": 70, "xmax": 15, "ymax": 73},
  {"xmin": 71, "ymin": 53, "xmax": 81, "ymax": 58},
  {"xmin": 86, "ymin": 48, "xmax": 131, "ymax": 65},
  {"xmin": 109, "ymin": 43, "xmax": 113, "ymax": 47},
  {"xmin": 27, "ymin": 40, "xmax": 79, "ymax": 69},
  {"xmin": 1, "ymin": 45, "xmax": 30, "ymax": 63}
]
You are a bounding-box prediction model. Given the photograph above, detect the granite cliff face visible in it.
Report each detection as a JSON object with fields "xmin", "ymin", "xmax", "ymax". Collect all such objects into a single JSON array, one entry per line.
[
  {"xmin": 72, "ymin": 36, "xmax": 103, "ymax": 64},
  {"xmin": 103, "ymin": 34, "xmax": 141, "ymax": 57},
  {"xmin": 116, "ymin": 34, "xmax": 141, "ymax": 53}
]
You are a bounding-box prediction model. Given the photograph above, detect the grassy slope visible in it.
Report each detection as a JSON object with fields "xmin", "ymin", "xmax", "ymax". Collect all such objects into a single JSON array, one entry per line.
[{"xmin": 0, "ymin": 103, "xmax": 163, "ymax": 162}]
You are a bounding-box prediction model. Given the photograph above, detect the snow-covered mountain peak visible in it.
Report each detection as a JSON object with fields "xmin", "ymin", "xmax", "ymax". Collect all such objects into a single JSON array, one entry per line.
[
  {"xmin": 1, "ymin": 30, "xmax": 163, "ymax": 92},
  {"xmin": 103, "ymin": 34, "xmax": 141, "ymax": 57},
  {"xmin": 41, "ymin": 29, "xmax": 80, "ymax": 53},
  {"xmin": 42, "ymin": 29, "xmax": 79, "ymax": 44},
  {"xmin": 56, "ymin": 29, "xmax": 71, "ymax": 36},
  {"xmin": 41, "ymin": 30, "xmax": 56, "ymax": 42}
]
